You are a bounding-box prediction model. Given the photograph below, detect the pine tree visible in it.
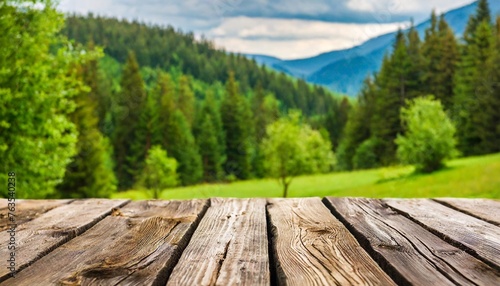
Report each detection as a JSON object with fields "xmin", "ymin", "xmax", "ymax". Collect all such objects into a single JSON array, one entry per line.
[
  {"xmin": 406, "ymin": 23, "xmax": 425, "ymax": 99},
  {"xmin": 472, "ymin": 16, "xmax": 500, "ymax": 154},
  {"xmin": 113, "ymin": 51, "xmax": 146, "ymax": 189},
  {"xmin": 370, "ymin": 33, "xmax": 407, "ymax": 165},
  {"xmin": 166, "ymin": 110, "xmax": 203, "ymax": 185},
  {"xmin": 128, "ymin": 90, "xmax": 161, "ymax": 182},
  {"xmin": 422, "ymin": 13, "xmax": 459, "ymax": 109},
  {"xmin": 337, "ymin": 77, "xmax": 376, "ymax": 170},
  {"xmin": 221, "ymin": 72, "xmax": 252, "ymax": 179},
  {"xmin": 156, "ymin": 73, "xmax": 176, "ymax": 136},
  {"xmin": 57, "ymin": 50, "xmax": 117, "ymax": 198},
  {"xmin": 464, "ymin": 0, "xmax": 491, "ymax": 43},
  {"xmin": 454, "ymin": 13, "xmax": 495, "ymax": 155},
  {"xmin": 251, "ymin": 83, "xmax": 280, "ymax": 177},
  {"xmin": 193, "ymin": 91, "xmax": 225, "ymax": 182},
  {"xmin": 177, "ymin": 75, "xmax": 195, "ymax": 126}
]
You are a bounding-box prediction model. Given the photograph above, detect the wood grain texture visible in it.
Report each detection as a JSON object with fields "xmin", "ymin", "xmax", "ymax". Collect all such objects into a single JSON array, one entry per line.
[
  {"xmin": 0, "ymin": 199, "xmax": 128, "ymax": 281},
  {"xmin": 0, "ymin": 199, "xmax": 72, "ymax": 231},
  {"xmin": 267, "ymin": 198, "xmax": 395, "ymax": 286},
  {"xmin": 1, "ymin": 200, "xmax": 207, "ymax": 286},
  {"xmin": 326, "ymin": 197, "xmax": 500, "ymax": 285},
  {"xmin": 385, "ymin": 199, "xmax": 500, "ymax": 269},
  {"xmin": 435, "ymin": 198, "xmax": 500, "ymax": 226},
  {"xmin": 167, "ymin": 198, "xmax": 269, "ymax": 286}
]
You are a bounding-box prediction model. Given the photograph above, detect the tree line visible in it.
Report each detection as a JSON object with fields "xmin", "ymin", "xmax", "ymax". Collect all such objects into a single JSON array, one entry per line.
[{"xmin": 338, "ymin": 0, "xmax": 500, "ymax": 171}]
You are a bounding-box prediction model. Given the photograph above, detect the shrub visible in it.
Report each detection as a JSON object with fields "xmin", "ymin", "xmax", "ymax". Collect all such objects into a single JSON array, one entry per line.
[{"xmin": 396, "ymin": 97, "xmax": 458, "ymax": 173}]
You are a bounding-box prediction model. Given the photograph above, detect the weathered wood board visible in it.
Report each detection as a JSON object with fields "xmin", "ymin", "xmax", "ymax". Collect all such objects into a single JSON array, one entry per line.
[
  {"xmin": 434, "ymin": 198, "xmax": 500, "ymax": 226},
  {"xmin": 326, "ymin": 197, "xmax": 500, "ymax": 285},
  {"xmin": 267, "ymin": 198, "xmax": 395, "ymax": 286},
  {"xmin": 167, "ymin": 198, "xmax": 269, "ymax": 286},
  {"xmin": 0, "ymin": 197, "xmax": 498, "ymax": 285},
  {"xmin": 385, "ymin": 199, "xmax": 500, "ymax": 269},
  {"xmin": 0, "ymin": 199, "xmax": 72, "ymax": 231},
  {"xmin": 0, "ymin": 200, "xmax": 208, "ymax": 286},
  {"xmin": 0, "ymin": 199, "xmax": 128, "ymax": 281}
]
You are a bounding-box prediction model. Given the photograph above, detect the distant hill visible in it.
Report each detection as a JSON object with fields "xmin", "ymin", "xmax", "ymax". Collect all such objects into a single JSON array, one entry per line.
[{"xmin": 247, "ymin": 1, "xmax": 500, "ymax": 96}]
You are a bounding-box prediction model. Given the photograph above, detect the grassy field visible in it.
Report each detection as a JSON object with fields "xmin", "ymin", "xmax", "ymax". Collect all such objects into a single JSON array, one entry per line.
[{"xmin": 112, "ymin": 153, "xmax": 500, "ymax": 200}]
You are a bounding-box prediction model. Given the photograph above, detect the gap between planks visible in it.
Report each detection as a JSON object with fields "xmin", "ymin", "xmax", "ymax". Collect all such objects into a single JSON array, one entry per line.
[
  {"xmin": 0, "ymin": 199, "xmax": 130, "ymax": 282},
  {"xmin": 324, "ymin": 197, "xmax": 500, "ymax": 286}
]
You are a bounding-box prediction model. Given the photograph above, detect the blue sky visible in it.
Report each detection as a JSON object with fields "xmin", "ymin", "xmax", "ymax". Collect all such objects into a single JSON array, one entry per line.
[{"xmin": 58, "ymin": 0, "xmax": 475, "ymax": 59}]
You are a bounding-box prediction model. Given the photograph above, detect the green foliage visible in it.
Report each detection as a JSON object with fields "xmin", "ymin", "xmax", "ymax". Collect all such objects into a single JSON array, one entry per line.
[
  {"xmin": 251, "ymin": 84, "xmax": 281, "ymax": 177},
  {"xmin": 353, "ymin": 138, "xmax": 381, "ymax": 170},
  {"xmin": 193, "ymin": 91, "xmax": 226, "ymax": 182},
  {"xmin": 221, "ymin": 72, "xmax": 253, "ymax": 180},
  {"xmin": 136, "ymin": 146, "xmax": 178, "ymax": 199},
  {"xmin": 464, "ymin": 0, "xmax": 491, "ymax": 43},
  {"xmin": 396, "ymin": 97, "xmax": 458, "ymax": 173},
  {"xmin": 0, "ymin": 1, "xmax": 85, "ymax": 198},
  {"xmin": 454, "ymin": 20, "xmax": 496, "ymax": 156},
  {"xmin": 324, "ymin": 97, "xmax": 351, "ymax": 151},
  {"xmin": 473, "ymin": 16, "xmax": 500, "ymax": 154},
  {"xmin": 337, "ymin": 78, "xmax": 376, "ymax": 171},
  {"xmin": 113, "ymin": 51, "xmax": 147, "ymax": 189},
  {"xmin": 177, "ymin": 75, "xmax": 195, "ymax": 126},
  {"xmin": 166, "ymin": 111, "xmax": 203, "ymax": 185},
  {"xmin": 57, "ymin": 48, "xmax": 117, "ymax": 198},
  {"xmin": 261, "ymin": 111, "xmax": 334, "ymax": 197},
  {"xmin": 422, "ymin": 13, "xmax": 459, "ymax": 109}
]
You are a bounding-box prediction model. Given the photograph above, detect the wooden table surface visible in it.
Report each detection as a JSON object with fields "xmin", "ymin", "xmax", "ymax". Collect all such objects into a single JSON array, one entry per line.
[{"xmin": 0, "ymin": 198, "xmax": 499, "ymax": 285}]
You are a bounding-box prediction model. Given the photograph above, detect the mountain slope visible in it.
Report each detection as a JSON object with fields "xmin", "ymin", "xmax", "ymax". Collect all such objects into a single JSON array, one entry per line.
[{"xmin": 249, "ymin": 1, "xmax": 500, "ymax": 96}]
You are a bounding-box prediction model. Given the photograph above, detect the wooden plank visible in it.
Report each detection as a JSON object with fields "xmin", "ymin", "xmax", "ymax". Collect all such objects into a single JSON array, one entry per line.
[
  {"xmin": 435, "ymin": 198, "xmax": 500, "ymax": 226},
  {"xmin": 326, "ymin": 197, "xmax": 500, "ymax": 285},
  {"xmin": 267, "ymin": 198, "xmax": 395, "ymax": 286},
  {"xmin": 1, "ymin": 200, "xmax": 208, "ymax": 286},
  {"xmin": 167, "ymin": 198, "xmax": 269, "ymax": 286},
  {"xmin": 385, "ymin": 199, "xmax": 500, "ymax": 269},
  {"xmin": 0, "ymin": 199, "xmax": 128, "ymax": 281},
  {"xmin": 0, "ymin": 199, "xmax": 72, "ymax": 231}
]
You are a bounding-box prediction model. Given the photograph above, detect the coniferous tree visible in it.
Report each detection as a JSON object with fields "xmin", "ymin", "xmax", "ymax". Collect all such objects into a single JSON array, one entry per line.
[
  {"xmin": 472, "ymin": 16, "xmax": 500, "ymax": 154},
  {"xmin": 464, "ymin": 0, "xmax": 491, "ymax": 43},
  {"xmin": 193, "ymin": 91, "xmax": 226, "ymax": 182},
  {"xmin": 324, "ymin": 97, "xmax": 351, "ymax": 152},
  {"xmin": 371, "ymin": 33, "xmax": 407, "ymax": 165},
  {"xmin": 221, "ymin": 72, "xmax": 253, "ymax": 179},
  {"xmin": 153, "ymin": 73, "xmax": 203, "ymax": 185},
  {"xmin": 406, "ymin": 23, "xmax": 425, "ymax": 99},
  {"xmin": 58, "ymin": 50, "xmax": 117, "ymax": 198},
  {"xmin": 128, "ymin": 90, "xmax": 161, "ymax": 181},
  {"xmin": 177, "ymin": 75, "xmax": 195, "ymax": 126},
  {"xmin": 337, "ymin": 78, "xmax": 376, "ymax": 170},
  {"xmin": 251, "ymin": 83, "xmax": 281, "ymax": 177},
  {"xmin": 156, "ymin": 73, "xmax": 176, "ymax": 138},
  {"xmin": 422, "ymin": 12, "xmax": 459, "ymax": 109},
  {"xmin": 113, "ymin": 51, "xmax": 146, "ymax": 189},
  {"xmin": 166, "ymin": 110, "xmax": 203, "ymax": 185},
  {"xmin": 454, "ymin": 6, "xmax": 495, "ymax": 155}
]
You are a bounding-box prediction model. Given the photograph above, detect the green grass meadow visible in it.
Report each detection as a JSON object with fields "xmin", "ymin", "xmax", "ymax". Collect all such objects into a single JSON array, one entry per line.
[{"xmin": 112, "ymin": 153, "xmax": 500, "ymax": 200}]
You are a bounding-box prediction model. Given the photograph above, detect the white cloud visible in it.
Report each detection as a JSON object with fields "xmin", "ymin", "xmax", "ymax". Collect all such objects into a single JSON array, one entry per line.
[
  {"xmin": 57, "ymin": 0, "xmax": 475, "ymax": 59},
  {"xmin": 347, "ymin": 0, "xmax": 474, "ymax": 15},
  {"xmin": 207, "ymin": 17, "xmax": 407, "ymax": 59}
]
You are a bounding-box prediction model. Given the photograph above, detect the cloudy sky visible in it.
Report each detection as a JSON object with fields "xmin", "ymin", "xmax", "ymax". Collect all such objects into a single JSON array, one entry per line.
[{"xmin": 58, "ymin": 0, "xmax": 475, "ymax": 59}]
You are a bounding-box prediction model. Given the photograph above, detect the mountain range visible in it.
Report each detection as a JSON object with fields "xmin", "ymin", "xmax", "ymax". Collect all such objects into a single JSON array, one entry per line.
[{"xmin": 247, "ymin": 1, "xmax": 500, "ymax": 96}]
